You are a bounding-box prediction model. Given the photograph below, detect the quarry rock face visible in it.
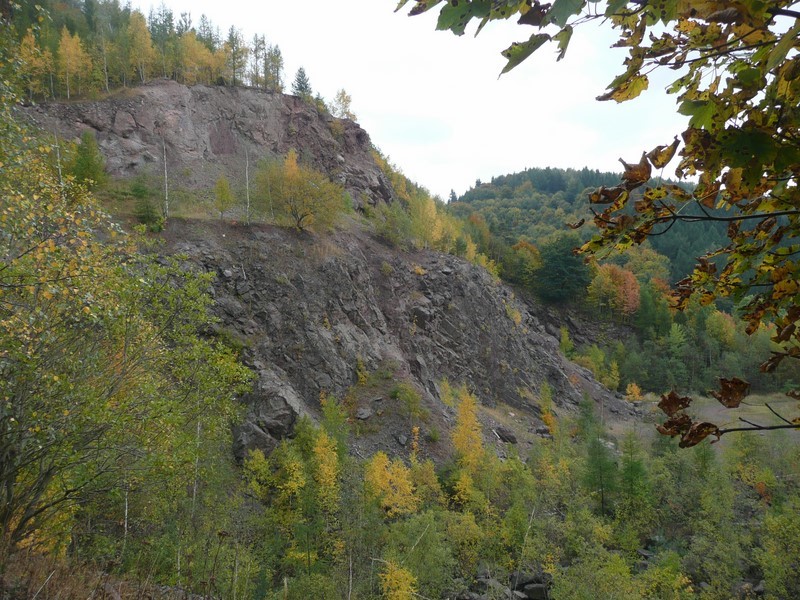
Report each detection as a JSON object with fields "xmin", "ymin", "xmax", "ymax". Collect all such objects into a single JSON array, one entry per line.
[
  {"xmin": 164, "ymin": 220, "xmax": 635, "ymax": 461},
  {"xmin": 25, "ymin": 81, "xmax": 634, "ymax": 460},
  {"xmin": 22, "ymin": 79, "xmax": 394, "ymax": 209}
]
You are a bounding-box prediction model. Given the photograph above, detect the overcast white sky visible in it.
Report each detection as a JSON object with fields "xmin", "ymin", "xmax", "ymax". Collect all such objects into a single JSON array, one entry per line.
[{"xmin": 132, "ymin": 0, "xmax": 689, "ymax": 199}]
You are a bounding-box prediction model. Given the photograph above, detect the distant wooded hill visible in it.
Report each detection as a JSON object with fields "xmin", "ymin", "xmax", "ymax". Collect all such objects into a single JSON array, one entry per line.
[{"xmin": 450, "ymin": 166, "xmax": 728, "ymax": 282}]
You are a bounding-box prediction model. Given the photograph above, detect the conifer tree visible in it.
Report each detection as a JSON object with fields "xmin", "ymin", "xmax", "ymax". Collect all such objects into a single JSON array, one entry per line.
[
  {"xmin": 67, "ymin": 130, "xmax": 106, "ymax": 188},
  {"xmin": 224, "ymin": 26, "xmax": 248, "ymax": 86},
  {"xmin": 451, "ymin": 385, "xmax": 484, "ymax": 474},
  {"xmin": 265, "ymin": 44, "xmax": 284, "ymax": 92},
  {"xmin": 291, "ymin": 66, "xmax": 312, "ymax": 99}
]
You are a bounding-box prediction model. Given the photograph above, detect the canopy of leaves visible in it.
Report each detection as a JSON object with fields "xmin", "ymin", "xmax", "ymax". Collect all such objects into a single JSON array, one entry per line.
[
  {"xmin": 0, "ymin": 25, "xmax": 251, "ymax": 565},
  {"xmin": 255, "ymin": 149, "xmax": 346, "ymax": 231}
]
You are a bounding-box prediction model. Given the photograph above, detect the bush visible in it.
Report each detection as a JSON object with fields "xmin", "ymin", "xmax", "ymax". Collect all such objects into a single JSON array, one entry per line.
[
  {"xmin": 392, "ymin": 382, "xmax": 427, "ymax": 421},
  {"xmin": 134, "ymin": 195, "xmax": 163, "ymax": 231}
]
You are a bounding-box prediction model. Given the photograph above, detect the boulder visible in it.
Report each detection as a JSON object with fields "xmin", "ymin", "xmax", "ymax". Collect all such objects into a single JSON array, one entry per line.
[
  {"xmin": 496, "ymin": 426, "xmax": 518, "ymax": 444},
  {"xmin": 522, "ymin": 583, "xmax": 549, "ymax": 600}
]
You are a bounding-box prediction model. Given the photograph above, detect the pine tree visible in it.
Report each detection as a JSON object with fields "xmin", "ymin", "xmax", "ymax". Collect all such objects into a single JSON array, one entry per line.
[
  {"xmin": 265, "ymin": 44, "xmax": 284, "ymax": 92},
  {"xmin": 67, "ymin": 130, "xmax": 106, "ymax": 188},
  {"xmin": 291, "ymin": 66, "xmax": 312, "ymax": 99},
  {"xmin": 224, "ymin": 26, "xmax": 248, "ymax": 86},
  {"xmin": 312, "ymin": 430, "xmax": 340, "ymax": 515}
]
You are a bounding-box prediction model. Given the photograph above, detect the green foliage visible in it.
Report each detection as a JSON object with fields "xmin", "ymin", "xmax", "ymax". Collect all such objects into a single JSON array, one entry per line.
[
  {"xmin": 391, "ymin": 382, "xmax": 427, "ymax": 422},
  {"xmin": 0, "ymin": 64, "xmax": 251, "ymax": 569},
  {"xmin": 552, "ymin": 549, "xmax": 642, "ymax": 600},
  {"xmin": 65, "ymin": 130, "xmax": 106, "ymax": 189},
  {"xmin": 134, "ymin": 194, "xmax": 163, "ymax": 231},
  {"xmin": 535, "ymin": 233, "xmax": 590, "ymax": 303},
  {"xmin": 213, "ymin": 173, "xmax": 235, "ymax": 219},
  {"xmin": 757, "ymin": 497, "xmax": 800, "ymax": 600},
  {"xmin": 385, "ymin": 511, "xmax": 455, "ymax": 598},
  {"xmin": 290, "ymin": 66, "xmax": 312, "ymax": 99},
  {"xmin": 559, "ymin": 326, "xmax": 575, "ymax": 358},
  {"xmin": 255, "ymin": 149, "xmax": 346, "ymax": 231},
  {"xmin": 375, "ymin": 200, "xmax": 414, "ymax": 249},
  {"xmin": 682, "ymin": 469, "xmax": 745, "ymax": 598},
  {"xmin": 583, "ymin": 436, "xmax": 618, "ymax": 517}
]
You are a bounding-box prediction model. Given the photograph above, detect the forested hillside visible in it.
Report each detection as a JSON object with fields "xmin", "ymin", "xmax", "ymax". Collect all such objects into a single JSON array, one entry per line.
[
  {"xmin": 444, "ymin": 167, "xmax": 798, "ymax": 399},
  {"xmin": 452, "ymin": 167, "xmax": 728, "ymax": 282},
  {"xmin": 3, "ymin": 2, "xmax": 800, "ymax": 600}
]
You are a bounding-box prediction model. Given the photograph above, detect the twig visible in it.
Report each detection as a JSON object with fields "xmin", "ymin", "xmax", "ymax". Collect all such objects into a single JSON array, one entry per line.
[
  {"xmin": 406, "ymin": 523, "xmax": 431, "ymax": 557},
  {"xmin": 32, "ymin": 570, "xmax": 56, "ymax": 599},
  {"xmin": 718, "ymin": 423, "xmax": 800, "ymax": 435},
  {"xmin": 766, "ymin": 403, "xmax": 793, "ymax": 425}
]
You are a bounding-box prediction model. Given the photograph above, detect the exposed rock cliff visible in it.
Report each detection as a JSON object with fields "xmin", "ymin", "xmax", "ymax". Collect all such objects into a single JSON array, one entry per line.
[
  {"xmin": 164, "ymin": 218, "xmax": 636, "ymax": 461},
  {"xmin": 22, "ymin": 80, "xmax": 394, "ymax": 209},
  {"xmin": 24, "ymin": 81, "xmax": 636, "ymax": 460}
]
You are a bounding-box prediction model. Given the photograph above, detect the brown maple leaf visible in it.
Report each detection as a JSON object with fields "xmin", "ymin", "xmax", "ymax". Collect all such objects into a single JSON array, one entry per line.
[
  {"xmin": 589, "ymin": 185, "xmax": 627, "ymax": 204},
  {"xmin": 646, "ymin": 137, "xmax": 680, "ymax": 168},
  {"xmin": 679, "ymin": 422, "xmax": 721, "ymax": 448},
  {"xmin": 619, "ymin": 153, "xmax": 652, "ymax": 189},
  {"xmin": 517, "ymin": 1, "xmax": 551, "ymax": 26},
  {"xmin": 656, "ymin": 413, "xmax": 692, "ymax": 437},
  {"xmin": 658, "ymin": 390, "xmax": 693, "ymax": 416},
  {"xmin": 566, "ymin": 218, "xmax": 585, "ymax": 229},
  {"xmin": 709, "ymin": 377, "xmax": 750, "ymax": 408}
]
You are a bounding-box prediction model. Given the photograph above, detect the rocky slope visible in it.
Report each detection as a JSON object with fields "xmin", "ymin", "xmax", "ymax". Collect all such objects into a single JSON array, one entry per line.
[
  {"xmin": 22, "ymin": 80, "xmax": 393, "ymax": 209},
  {"xmin": 164, "ymin": 218, "xmax": 637, "ymax": 461},
  {"xmin": 24, "ymin": 80, "xmax": 637, "ymax": 460}
]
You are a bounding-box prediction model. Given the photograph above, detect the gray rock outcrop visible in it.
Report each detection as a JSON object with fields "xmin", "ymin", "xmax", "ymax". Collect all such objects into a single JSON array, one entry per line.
[
  {"xmin": 22, "ymin": 80, "xmax": 393, "ymax": 209},
  {"xmin": 164, "ymin": 219, "xmax": 635, "ymax": 460}
]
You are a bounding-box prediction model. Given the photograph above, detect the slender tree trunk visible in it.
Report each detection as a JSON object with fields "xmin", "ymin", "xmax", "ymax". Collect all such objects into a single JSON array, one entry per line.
[
  {"xmin": 162, "ymin": 138, "xmax": 169, "ymax": 219},
  {"xmin": 245, "ymin": 145, "xmax": 251, "ymax": 224},
  {"xmin": 121, "ymin": 483, "xmax": 129, "ymax": 560},
  {"xmin": 101, "ymin": 37, "xmax": 109, "ymax": 93},
  {"xmin": 54, "ymin": 132, "xmax": 63, "ymax": 188},
  {"xmin": 348, "ymin": 552, "xmax": 353, "ymax": 600},
  {"xmin": 191, "ymin": 419, "xmax": 201, "ymax": 517}
]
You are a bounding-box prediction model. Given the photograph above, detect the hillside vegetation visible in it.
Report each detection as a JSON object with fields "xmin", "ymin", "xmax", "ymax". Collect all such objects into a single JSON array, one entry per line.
[{"xmin": 3, "ymin": 4, "xmax": 800, "ymax": 600}]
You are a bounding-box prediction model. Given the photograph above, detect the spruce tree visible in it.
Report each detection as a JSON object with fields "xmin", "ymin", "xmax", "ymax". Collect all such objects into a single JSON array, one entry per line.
[{"xmin": 291, "ymin": 66, "xmax": 312, "ymax": 99}]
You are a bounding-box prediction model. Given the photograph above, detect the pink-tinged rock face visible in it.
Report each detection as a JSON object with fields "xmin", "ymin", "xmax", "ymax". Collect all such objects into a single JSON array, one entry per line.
[{"xmin": 23, "ymin": 79, "xmax": 394, "ymax": 208}]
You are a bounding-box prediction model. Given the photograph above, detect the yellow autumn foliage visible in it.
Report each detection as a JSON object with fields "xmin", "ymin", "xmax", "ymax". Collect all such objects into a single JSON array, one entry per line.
[
  {"xmin": 451, "ymin": 385, "xmax": 484, "ymax": 474},
  {"xmin": 379, "ymin": 560, "xmax": 417, "ymax": 600},
  {"xmin": 364, "ymin": 451, "xmax": 419, "ymax": 518},
  {"xmin": 313, "ymin": 429, "xmax": 340, "ymax": 514}
]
